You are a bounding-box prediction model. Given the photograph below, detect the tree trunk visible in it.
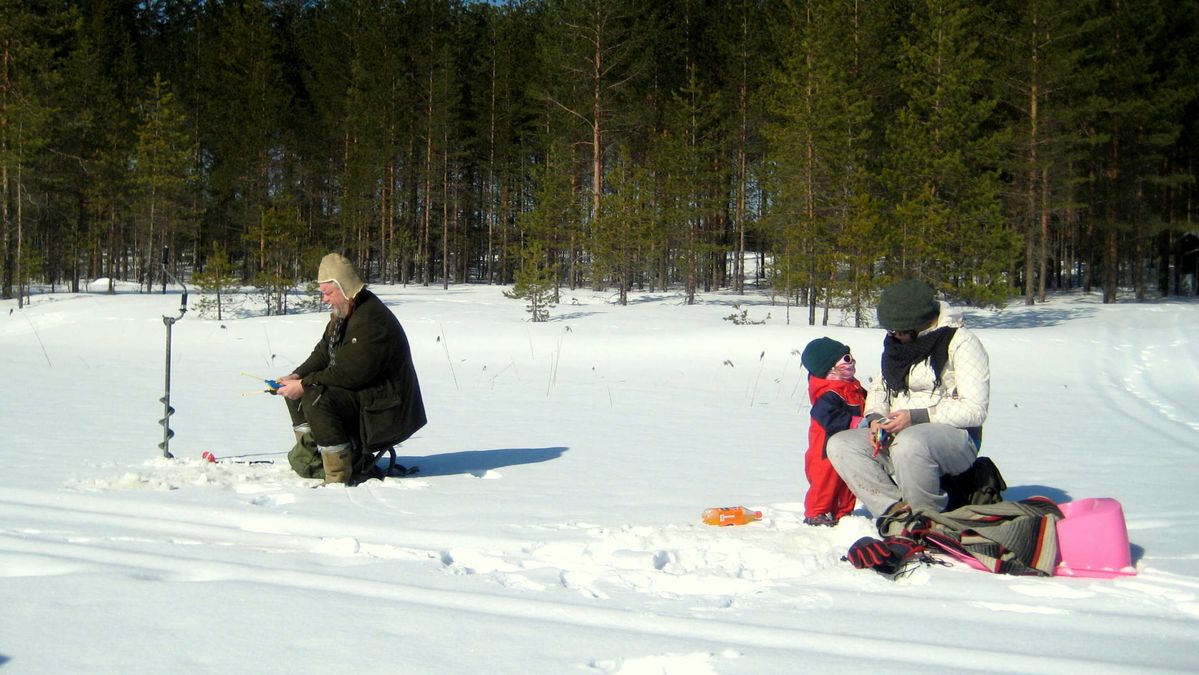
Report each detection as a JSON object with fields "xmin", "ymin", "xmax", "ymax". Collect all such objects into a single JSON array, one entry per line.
[
  {"xmin": 1, "ymin": 157, "xmax": 9, "ymax": 301},
  {"xmin": 486, "ymin": 51, "xmax": 497, "ymax": 285},
  {"xmin": 442, "ymin": 130, "xmax": 449, "ymax": 290},
  {"xmin": 1025, "ymin": 20, "xmax": 1039, "ymax": 306},
  {"xmin": 591, "ymin": 12, "xmax": 603, "ymax": 237},
  {"xmin": 734, "ymin": 7, "xmax": 749, "ymax": 295},
  {"xmin": 1104, "ymin": 227, "xmax": 1118, "ymax": 303},
  {"xmin": 0, "ymin": 38, "xmax": 11, "ymax": 301},
  {"xmin": 1038, "ymin": 165, "xmax": 1050, "ymax": 302},
  {"xmin": 1103, "ymin": 139, "xmax": 1119, "ymax": 303},
  {"xmin": 422, "ymin": 67, "xmax": 434, "ymax": 287}
]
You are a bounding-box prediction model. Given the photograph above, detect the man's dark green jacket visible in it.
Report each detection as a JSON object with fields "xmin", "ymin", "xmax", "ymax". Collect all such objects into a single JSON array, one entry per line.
[{"xmin": 295, "ymin": 289, "xmax": 426, "ymax": 447}]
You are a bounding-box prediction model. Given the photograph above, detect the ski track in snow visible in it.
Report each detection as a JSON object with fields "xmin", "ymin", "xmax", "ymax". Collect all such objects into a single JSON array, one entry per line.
[
  {"xmin": 5, "ymin": 288, "xmax": 1199, "ymax": 672},
  {"xmin": 1, "ymin": 524, "xmax": 1189, "ymax": 673},
  {"xmin": 4, "ymin": 463, "xmax": 1199, "ymax": 673},
  {"xmin": 1094, "ymin": 309, "xmax": 1199, "ymax": 445}
]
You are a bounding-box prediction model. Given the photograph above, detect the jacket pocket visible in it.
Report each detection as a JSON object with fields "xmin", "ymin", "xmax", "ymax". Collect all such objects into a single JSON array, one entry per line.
[{"xmin": 359, "ymin": 386, "xmax": 405, "ymax": 447}]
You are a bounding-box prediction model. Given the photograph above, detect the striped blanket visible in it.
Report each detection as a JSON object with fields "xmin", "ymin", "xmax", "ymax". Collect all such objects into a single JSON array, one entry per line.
[{"xmin": 878, "ymin": 498, "xmax": 1063, "ymax": 576}]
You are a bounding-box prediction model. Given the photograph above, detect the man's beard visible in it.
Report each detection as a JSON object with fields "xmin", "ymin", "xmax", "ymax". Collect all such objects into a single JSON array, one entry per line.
[{"xmin": 330, "ymin": 301, "xmax": 349, "ymax": 319}]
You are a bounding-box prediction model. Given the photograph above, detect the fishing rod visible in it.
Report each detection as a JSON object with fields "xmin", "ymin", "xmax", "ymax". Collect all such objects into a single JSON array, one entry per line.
[{"xmin": 240, "ymin": 371, "xmax": 282, "ymax": 395}]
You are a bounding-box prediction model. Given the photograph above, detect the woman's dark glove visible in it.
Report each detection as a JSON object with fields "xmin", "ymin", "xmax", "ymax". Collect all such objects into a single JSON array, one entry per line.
[
  {"xmin": 846, "ymin": 537, "xmax": 893, "ymax": 568},
  {"xmin": 845, "ymin": 536, "xmax": 926, "ymax": 578}
]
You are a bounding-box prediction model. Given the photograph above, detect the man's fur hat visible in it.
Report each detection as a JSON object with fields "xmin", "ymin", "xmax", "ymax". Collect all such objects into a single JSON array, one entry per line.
[{"xmin": 317, "ymin": 253, "xmax": 365, "ymax": 298}]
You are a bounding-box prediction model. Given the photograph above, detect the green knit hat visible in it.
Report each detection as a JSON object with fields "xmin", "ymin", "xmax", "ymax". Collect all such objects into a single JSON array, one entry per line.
[
  {"xmin": 877, "ymin": 279, "xmax": 939, "ymax": 331},
  {"xmin": 317, "ymin": 253, "xmax": 365, "ymax": 298},
  {"xmin": 802, "ymin": 337, "xmax": 851, "ymax": 376}
]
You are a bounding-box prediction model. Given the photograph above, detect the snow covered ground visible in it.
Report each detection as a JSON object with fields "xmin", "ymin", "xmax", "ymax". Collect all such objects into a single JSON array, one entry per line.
[{"xmin": 1, "ymin": 282, "xmax": 1197, "ymax": 674}]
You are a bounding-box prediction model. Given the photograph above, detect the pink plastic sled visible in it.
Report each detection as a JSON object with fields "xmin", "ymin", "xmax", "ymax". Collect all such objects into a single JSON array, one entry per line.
[{"xmin": 1053, "ymin": 497, "xmax": 1137, "ymax": 578}]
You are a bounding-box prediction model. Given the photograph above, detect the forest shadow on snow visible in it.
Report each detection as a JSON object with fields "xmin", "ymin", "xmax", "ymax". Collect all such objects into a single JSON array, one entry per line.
[{"xmin": 962, "ymin": 307, "xmax": 1096, "ymax": 330}]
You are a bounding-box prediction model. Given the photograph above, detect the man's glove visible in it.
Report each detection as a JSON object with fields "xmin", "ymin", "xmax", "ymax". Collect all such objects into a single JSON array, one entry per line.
[{"xmin": 845, "ymin": 536, "xmax": 926, "ymax": 578}]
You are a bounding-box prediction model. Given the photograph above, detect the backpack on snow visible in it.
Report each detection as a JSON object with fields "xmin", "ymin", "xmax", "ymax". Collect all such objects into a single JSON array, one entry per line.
[
  {"xmin": 287, "ymin": 432, "xmax": 412, "ymax": 483},
  {"xmin": 941, "ymin": 456, "xmax": 1007, "ymax": 511}
]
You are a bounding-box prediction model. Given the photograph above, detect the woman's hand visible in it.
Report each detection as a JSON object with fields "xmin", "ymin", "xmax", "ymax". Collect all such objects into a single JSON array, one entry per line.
[{"xmin": 878, "ymin": 410, "xmax": 913, "ymax": 433}]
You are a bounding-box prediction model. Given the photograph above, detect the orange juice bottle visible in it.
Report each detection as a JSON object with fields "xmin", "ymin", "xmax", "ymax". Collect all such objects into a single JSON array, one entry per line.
[{"xmin": 702, "ymin": 506, "xmax": 763, "ymax": 526}]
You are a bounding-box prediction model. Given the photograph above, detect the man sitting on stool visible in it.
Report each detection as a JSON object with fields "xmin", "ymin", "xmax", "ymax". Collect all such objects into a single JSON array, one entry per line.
[{"xmin": 277, "ymin": 253, "xmax": 426, "ymax": 485}]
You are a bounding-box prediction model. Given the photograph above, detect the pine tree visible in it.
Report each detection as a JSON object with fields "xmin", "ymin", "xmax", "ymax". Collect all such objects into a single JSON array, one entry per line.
[
  {"xmin": 245, "ymin": 205, "xmax": 305, "ymax": 316},
  {"xmin": 727, "ymin": 0, "xmax": 770, "ymax": 295},
  {"xmin": 468, "ymin": 1, "xmax": 541, "ymax": 286},
  {"xmin": 538, "ymin": 0, "xmax": 648, "ymax": 289},
  {"xmin": 761, "ymin": 0, "xmax": 884, "ymax": 324},
  {"xmin": 1, "ymin": 0, "xmax": 70, "ymax": 303},
  {"xmin": 506, "ymin": 244, "xmax": 557, "ymax": 322},
  {"xmin": 1079, "ymin": 0, "xmax": 1192, "ymax": 302},
  {"xmin": 132, "ymin": 73, "xmax": 196, "ymax": 293},
  {"xmin": 508, "ymin": 142, "xmax": 574, "ymax": 320},
  {"xmin": 884, "ymin": 0, "xmax": 1014, "ymax": 305},
  {"xmin": 1160, "ymin": 2, "xmax": 1199, "ymax": 296},
  {"xmin": 193, "ymin": 241, "xmax": 239, "ymax": 321},
  {"xmin": 50, "ymin": 1, "xmax": 136, "ymax": 292},
  {"xmin": 593, "ymin": 147, "xmax": 654, "ymax": 304},
  {"xmin": 193, "ymin": 1, "xmax": 288, "ymax": 279},
  {"xmin": 652, "ymin": 67, "xmax": 724, "ymax": 306},
  {"xmin": 990, "ymin": 0, "xmax": 1093, "ymax": 304}
]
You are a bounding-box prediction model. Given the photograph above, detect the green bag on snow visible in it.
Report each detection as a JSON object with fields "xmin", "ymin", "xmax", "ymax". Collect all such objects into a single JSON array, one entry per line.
[{"xmin": 288, "ymin": 432, "xmax": 324, "ymax": 479}]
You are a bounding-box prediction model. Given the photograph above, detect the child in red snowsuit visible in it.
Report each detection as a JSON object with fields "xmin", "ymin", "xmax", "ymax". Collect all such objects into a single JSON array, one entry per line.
[{"xmin": 801, "ymin": 337, "xmax": 866, "ymax": 526}]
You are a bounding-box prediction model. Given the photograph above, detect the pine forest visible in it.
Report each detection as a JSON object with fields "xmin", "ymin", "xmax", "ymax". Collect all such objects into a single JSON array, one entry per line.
[{"xmin": 2, "ymin": 0, "xmax": 1197, "ymax": 322}]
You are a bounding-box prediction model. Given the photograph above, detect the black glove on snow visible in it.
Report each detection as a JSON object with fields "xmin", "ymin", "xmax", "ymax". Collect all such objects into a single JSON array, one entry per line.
[
  {"xmin": 845, "ymin": 536, "xmax": 925, "ymax": 578},
  {"xmin": 847, "ymin": 537, "xmax": 893, "ymax": 569}
]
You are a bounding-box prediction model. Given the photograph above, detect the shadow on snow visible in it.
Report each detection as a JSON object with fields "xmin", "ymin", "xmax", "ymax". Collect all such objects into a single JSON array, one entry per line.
[
  {"xmin": 963, "ymin": 307, "xmax": 1096, "ymax": 330},
  {"xmin": 1004, "ymin": 484, "xmax": 1072, "ymax": 504},
  {"xmin": 395, "ymin": 446, "xmax": 569, "ymax": 478}
]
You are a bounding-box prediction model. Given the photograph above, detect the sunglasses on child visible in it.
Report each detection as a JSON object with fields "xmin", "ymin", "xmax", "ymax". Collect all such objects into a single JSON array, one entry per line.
[{"xmin": 837, "ymin": 353, "xmax": 855, "ymax": 365}]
